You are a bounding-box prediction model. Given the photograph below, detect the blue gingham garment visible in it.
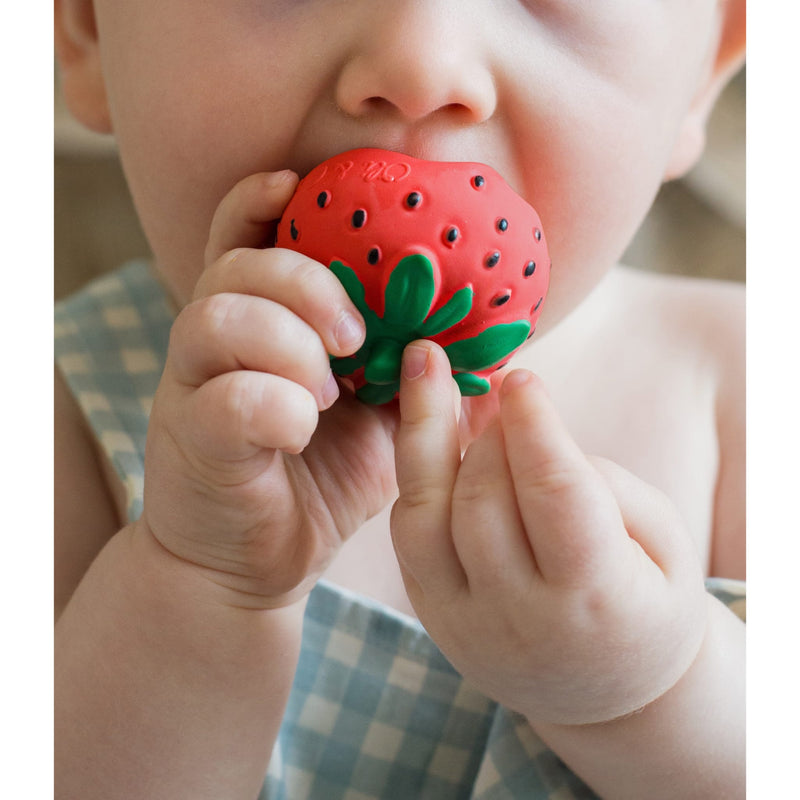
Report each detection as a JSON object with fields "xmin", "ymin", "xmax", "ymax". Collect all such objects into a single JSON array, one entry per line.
[{"xmin": 56, "ymin": 261, "xmax": 745, "ymax": 799}]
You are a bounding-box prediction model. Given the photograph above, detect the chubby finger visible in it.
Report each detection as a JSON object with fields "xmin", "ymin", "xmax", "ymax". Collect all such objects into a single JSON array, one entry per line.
[
  {"xmin": 589, "ymin": 456, "xmax": 700, "ymax": 582},
  {"xmin": 183, "ymin": 370, "xmax": 319, "ymax": 460},
  {"xmin": 451, "ymin": 421, "xmax": 538, "ymax": 591},
  {"xmin": 391, "ymin": 341, "xmax": 467, "ymax": 597},
  {"xmin": 195, "ymin": 247, "xmax": 365, "ymax": 359},
  {"xmin": 205, "ymin": 171, "xmax": 299, "ymax": 266},
  {"xmin": 167, "ymin": 292, "xmax": 338, "ymax": 411},
  {"xmin": 499, "ymin": 370, "xmax": 627, "ymax": 585}
]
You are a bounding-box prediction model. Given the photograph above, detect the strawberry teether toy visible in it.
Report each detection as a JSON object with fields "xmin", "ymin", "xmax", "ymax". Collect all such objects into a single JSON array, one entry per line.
[{"xmin": 275, "ymin": 148, "xmax": 550, "ymax": 404}]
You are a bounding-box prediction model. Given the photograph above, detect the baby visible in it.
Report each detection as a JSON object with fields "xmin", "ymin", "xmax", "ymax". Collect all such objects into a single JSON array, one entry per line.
[{"xmin": 55, "ymin": 1, "xmax": 746, "ymax": 798}]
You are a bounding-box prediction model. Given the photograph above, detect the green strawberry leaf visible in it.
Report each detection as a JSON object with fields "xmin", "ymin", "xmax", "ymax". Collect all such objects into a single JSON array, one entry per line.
[
  {"xmin": 420, "ymin": 286, "xmax": 474, "ymax": 338},
  {"xmin": 382, "ymin": 254, "xmax": 435, "ymax": 329},
  {"xmin": 356, "ymin": 382, "xmax": 399, "ymax": 405},
  {"xmin": 330, "ymin": 353, "xmax": 365, "ymax": 377},
  {"xmin": 329, "ymin": 260, "xmax": 365, "ymax": 309},
  {"xmin": 453, "ymin": 372, "xmax": 491, "ymax": 396},
  {"xmin": 364, "ymin": 338, "xmax": 404, "ymax": 385},
  {"xmin": 444, "ymin": 320, "xmax": 531, "ymax": 372},
  {"xmin": 329, "ymin": 261, "xmax": 381, "ymax": 330}
]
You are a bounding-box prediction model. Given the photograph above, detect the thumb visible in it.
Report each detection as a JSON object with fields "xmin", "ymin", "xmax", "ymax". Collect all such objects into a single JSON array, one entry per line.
[{"xmin": 204, "ymin": 170, "xmax": 299, "ymax": 267}]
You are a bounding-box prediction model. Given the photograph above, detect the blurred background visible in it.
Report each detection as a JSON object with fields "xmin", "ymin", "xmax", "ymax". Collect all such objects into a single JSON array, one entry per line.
[{"xmin": 54, "ymin": 70, "xmax": 745, "ymax": 301}]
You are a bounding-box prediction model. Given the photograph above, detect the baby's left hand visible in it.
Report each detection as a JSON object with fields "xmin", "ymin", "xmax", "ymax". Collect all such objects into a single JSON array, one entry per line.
[{"xmin": 391, "ymin": 341, "xmax": 708, "ymax": 725}]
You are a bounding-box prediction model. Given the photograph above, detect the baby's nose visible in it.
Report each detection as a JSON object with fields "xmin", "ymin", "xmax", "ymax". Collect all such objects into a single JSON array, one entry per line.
[{"xmin": 334, "ymin": 2, "xmax": 497, "ymax": 124}]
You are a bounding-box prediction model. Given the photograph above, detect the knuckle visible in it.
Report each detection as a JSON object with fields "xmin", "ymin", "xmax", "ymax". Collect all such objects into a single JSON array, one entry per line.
[
  {"xmin": 204, "ymin": 242, "xmax": 247, "ymax": 276},
  {"xmin": 289, "ymin": 255, "xmax": 351, "ymax": 314},
  {"xmin": 188, "ymin": 374, "xmax": 254, "ymax": 457},
  {"xmin": 396, "ymin": 472, "xmax": 443, "ymax": 515},
  {"xmin": 516, "ymin": 455, "xmax": 591, "ymax": 499},
  {"xmin": 276, "ymin": 388, "xmax": 319, "ymax": 452},
  {"xmin": 397, "ymin": 483, "xmax": 435, "ymax": 514},
  {"xmin": 269, "ymin": 322, "xmax": 329, "ymax": 388},
  {"xmin": 403, "ymin": 402, "xmax": 452, "ymax": 435},
  {"xmin": 191, "ymin": 292, "xmax": 239, "ymax": 339},
  {"xmin": 217, "ymin": 245, "xmax": 249, "ymax": 274},
  {"xmin": 220, "ymin": 372, "xmax": 254, "ymax": 431},
  {"xmin": 280, "ymin": 252, "xmax": 322, "ymax": 290},
  {"xmin": 275, "ymin": 312, "xmax": 323, "ymax": 357},
  {"xmin": 452, "ymin": 470, "xmax": 501, "ymax": 507}
]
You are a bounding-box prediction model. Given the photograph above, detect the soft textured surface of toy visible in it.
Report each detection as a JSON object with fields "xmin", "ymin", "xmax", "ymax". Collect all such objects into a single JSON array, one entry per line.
[{"xmin": 275, "ymin": 148, "xmax": 550, "ymax": 404}]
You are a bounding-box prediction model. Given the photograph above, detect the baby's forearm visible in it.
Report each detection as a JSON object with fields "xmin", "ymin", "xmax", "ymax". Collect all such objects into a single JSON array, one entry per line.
[
  {"xmin": 55, "ymin": 521, "xmax": 305, "ymax": 800},
  {"xmin": 530, "ymin": 594, "xmax": 745, "ymax": 800}
]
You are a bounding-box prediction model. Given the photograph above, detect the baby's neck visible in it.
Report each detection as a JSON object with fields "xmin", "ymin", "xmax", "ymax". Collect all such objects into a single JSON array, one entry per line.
[{"xmin": 521, "ymin": 264, "xmax": 626, "ymax": 377}]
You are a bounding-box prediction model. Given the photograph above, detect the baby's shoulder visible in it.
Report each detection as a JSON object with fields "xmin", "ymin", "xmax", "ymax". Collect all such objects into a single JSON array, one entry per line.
[
  {"xmin": 608, "ymin": 268, "xmax": 745, "ymax": 578},
  {"xmin": 610, "ymin": 265, "xmax": 744, "ymax": 366}
]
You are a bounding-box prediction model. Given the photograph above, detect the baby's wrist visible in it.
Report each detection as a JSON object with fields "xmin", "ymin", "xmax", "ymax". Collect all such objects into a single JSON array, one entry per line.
[
  {"xmin": 58, "ymin": 520, "xmax": 308, "ymax": 704},
  {"xmin": 531, "ymin": 592, "xmax": 736, "ymax": 734},
  {"xmin": 121, "ymin": 519, "xmax": 310, "ymax": 624},
  {"xmin": 528, "ymin": 594, "xmax": 745, "ymax": 796},
  {"xmin": 129, "ymin": 518, "xmax": 312, "ymax": 615}
]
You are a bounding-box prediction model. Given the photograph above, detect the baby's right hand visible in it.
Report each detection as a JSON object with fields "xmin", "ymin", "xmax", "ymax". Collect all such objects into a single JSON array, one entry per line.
[{"xmin": 140, "ymin": 171, "xmax": 400, "ymax": 609}]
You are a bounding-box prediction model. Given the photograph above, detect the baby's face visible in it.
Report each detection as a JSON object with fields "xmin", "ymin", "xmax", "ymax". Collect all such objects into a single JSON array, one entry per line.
[{"xmin": 93, "ymin": 0, "xmax": 719, "ymax": 328}]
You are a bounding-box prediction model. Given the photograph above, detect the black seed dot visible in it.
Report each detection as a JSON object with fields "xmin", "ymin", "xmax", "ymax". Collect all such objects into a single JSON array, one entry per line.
[
  {"xmin": 491, "ymin": 292, "xmax": 511, "ymax": 307},
  {"xmin": 290, "ymin": 219, "xmax": 299, "ymax": 241},
  {"xmin": 534, "ymin": 297, "xmax": 543, "ymax": 312},
  {"xmin": 485, "ymin": 251, "xmax": 501, "ymax": 268},
  {"xmin": 367, "ymin": 247, "xmax": 381, "ymax": 265},
  {"xmin": 534, "ymin": 228, "xmax": 542, "ymax": 241},
  {"xmin": 497, "ymin": 218, "xmax": 509, "ymax": 233},
  {"xmin": 493, "ymin": 361, "xmax": 510, "ymax": 372},
  {"xmin": 524, "ymin": 260, "xmax": 536, "ymax": 277},
  {"xmin": 472, "ymin": 175, "xmax": 485, "ymax": 189},
  {"xmin": 443, "ymin": 226, "xmax": 460, "ymax": 247},
  {"xmin": 352, "ymin": 209, "xmax": 367, "ymax": 228},
  {"xmin": 405, "ymin": 192, "xmax": 422, "ymax": 208},
  {"xmin": 317, "ymin": 191, "xmax": 331, "ymax": 208},
  {"xmin": 527, "ymin": 328, "xmax": 536, "ymax": 340}
]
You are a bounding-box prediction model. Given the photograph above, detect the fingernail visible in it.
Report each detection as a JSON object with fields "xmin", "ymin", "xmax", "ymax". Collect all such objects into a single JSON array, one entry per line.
[
  {"xmin": 265, "ymin": 169, "xmax": 297, "ymax": 187},
  {"xmin": 321, "ymin": 371, "xmax": 340, "ymax": 409},
  {"xmin": 335, "ymin": 312, "xmax": 365, "ymax": 351},
  {"xmin": 501, "ymin": 370, "xmax": 533, "ymax": 396},
  {"xmin": 402, "ymin": 344, "xmax": 430, "ymax": 380}
]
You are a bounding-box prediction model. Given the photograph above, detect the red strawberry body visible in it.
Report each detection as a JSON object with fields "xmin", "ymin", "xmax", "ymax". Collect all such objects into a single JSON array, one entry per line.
[{"xmin": 275, "ymin": 148, "xmax": 550, "ymax": 404}]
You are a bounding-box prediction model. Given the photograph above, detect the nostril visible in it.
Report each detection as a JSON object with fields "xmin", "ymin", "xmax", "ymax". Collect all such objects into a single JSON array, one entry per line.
[
  {"xmin": 364, "ymin": 97, "xmax": 392, "ymax": 112},
  {"xmin": 360, "ymin": 96, "xmax": 472, "ymax": 121},
  {"xmin": 335, "ymin": 52, "xmax": 497, "ymax": 123},
  {"xmin": 442, "ymin": 102, "xmax": 473, "ymax": 119}
]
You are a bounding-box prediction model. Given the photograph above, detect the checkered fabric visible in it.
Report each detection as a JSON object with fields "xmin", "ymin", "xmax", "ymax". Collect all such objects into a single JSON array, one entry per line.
[
  {"xmin": 55, "ymin": 260, "xmax": 173, "ymax": 521},
  {"xmin": 56, "ymin": 261, "xmax": 745, "ymax": 799}
]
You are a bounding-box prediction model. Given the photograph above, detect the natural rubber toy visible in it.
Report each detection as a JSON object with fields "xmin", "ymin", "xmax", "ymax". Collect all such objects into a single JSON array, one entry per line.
[{"xmin": 275, "ymin": 148, "xmax": 550, "ymax": 404}]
